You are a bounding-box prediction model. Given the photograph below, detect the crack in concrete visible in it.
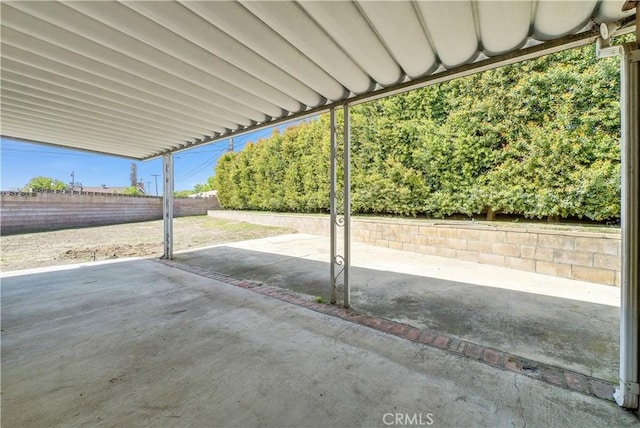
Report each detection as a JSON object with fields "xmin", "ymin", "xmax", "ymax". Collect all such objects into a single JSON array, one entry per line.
[
  {"xmin": 416, "ymin": 347, "xmax": 426, "ymax": 364},
  {"xmin": 513, "ymin": 376, "xmax": 526, "ymax": 428}
]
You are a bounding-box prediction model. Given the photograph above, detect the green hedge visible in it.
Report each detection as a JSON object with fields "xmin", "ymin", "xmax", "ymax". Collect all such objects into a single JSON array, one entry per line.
[{"xmin": 214, "ymin": 43, "xmax": 622, "ymax": 221}]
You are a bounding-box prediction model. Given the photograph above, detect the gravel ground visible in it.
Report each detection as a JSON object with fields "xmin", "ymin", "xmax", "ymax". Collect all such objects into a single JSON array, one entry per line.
[{"xmin": 0, "ymin": 216, "xmax": 293, "ymax": 272}]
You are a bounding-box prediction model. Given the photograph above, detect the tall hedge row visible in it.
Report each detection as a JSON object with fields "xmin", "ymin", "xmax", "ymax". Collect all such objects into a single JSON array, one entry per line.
[{"xmin": 213, "ymin": 43, "xmax": 622, "ymax": 221}]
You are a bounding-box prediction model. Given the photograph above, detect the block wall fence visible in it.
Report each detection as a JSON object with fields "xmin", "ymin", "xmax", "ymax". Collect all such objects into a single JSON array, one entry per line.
[
  {"xmin": 208, "ymin": 210, "xmax": 622, "ymax": 287},
  {"xmin": 0, "ymin": 191, "xmax": 220, "ymax": 235}
]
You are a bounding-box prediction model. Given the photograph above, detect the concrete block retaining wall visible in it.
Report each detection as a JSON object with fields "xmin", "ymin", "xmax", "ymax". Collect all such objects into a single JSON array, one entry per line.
[
  {"xmin": 208, "ymin": 210, "xmax": 621, "ymax": 287},
  {"xmin": 0, "ymin": 192, "xmax": 219, "ymax": 235}
]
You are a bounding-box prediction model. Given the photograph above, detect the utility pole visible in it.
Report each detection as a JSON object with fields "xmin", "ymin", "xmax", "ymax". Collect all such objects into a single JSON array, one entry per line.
[
  {"xmin": 70, "ymin": 171, "xmax": 75, "ymax": 189},
  {"xmin": 151, "ymin": 174, "xmax": 160, "ymax": 196},
  {"xmin": 228, "ymin": 137, "xmax": 234, "ymax": 152},
  {"xmin": 145, "ymin": 181, "xmax": 151, "ymax": 194}
]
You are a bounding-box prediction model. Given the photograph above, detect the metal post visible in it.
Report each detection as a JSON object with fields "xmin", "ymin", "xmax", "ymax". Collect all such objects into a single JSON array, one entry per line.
[
  {"xmin": 614, "ymin": 41, "xmax": 640, "ymax": 410},
  {"xmin": 343, "ymin": 104, "xmax": 351, "ymax": 308},
  {"xmin": 329, "ymin": 108, "xmax": 338, "ymax": 304},
  {"xmin": 162, "ymin": 153, "xmax": 174, "ymax": 260}
]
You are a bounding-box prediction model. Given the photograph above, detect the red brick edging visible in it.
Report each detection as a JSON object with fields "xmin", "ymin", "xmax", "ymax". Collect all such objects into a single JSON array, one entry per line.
[{"xmin": 157, "ymin": 258, "xmax": 617, "ymax": 403}]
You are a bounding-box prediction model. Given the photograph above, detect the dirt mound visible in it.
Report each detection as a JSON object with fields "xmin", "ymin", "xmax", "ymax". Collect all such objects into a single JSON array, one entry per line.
[
  {"xmin": 61, "ymin": 243, "xmax": 161, "ymax": 261},
  {"xmin": 1, "ymin": 216, "xmax": 292, "ymax": 271}
]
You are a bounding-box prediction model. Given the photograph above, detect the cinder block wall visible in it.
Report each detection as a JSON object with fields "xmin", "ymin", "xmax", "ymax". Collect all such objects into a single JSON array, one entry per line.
[
  {"xmin": 0, "ymin": 192, "xmax": 219, "ymax": 235},
  {"xmin": 208, "ymin": 210, "xmax": 621, "ymax": 287},
  {"xmin": 174, "ymin": 197, "xmax": 221, "ymax": 216}
]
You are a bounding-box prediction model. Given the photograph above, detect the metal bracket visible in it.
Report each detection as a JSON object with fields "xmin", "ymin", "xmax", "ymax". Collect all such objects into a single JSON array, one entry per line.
[
  {"xmin": 596, "ymin": 37, "xmax": 620, "ymax": 58},
  {"xmin": 628, "ymin": 381, "xmax": 640, "ymax": 395}
]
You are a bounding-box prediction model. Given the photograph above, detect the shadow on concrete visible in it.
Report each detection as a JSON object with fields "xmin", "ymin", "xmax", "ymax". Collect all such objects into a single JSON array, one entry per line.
[
  {"xmin": 3, "ymin": 258, "xmax": 634, "ymax": 427},
  {"xmin": 175, "ymin": 246, "xmax": 619, "ymax": 382}
]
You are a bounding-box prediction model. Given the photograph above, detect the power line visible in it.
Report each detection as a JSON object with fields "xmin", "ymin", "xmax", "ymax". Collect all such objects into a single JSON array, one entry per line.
[
  {"xmin": 174, "ymin": 128, "xmax": 283, "ymax": 184},
  {"xmin": 175, "ymin": 146, "xmax": 229, "ymax": 183},
  {"xmin": 176, "ymin": 153, "xmax": 222, "ymax": 183}
]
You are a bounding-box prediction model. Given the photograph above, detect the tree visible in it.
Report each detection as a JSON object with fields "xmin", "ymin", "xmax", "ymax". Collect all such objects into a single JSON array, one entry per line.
[
  {"xmin": 174, "ymin": 190, "xmax": 193, "ymax": 198},
  {"xmin": 211, "ymin": 39, "xmax": 624, "ymax": 221},
  {"xmin": 23, "ymin": 176, "xmax": 68, "ymax": 191},
  {"xmin": 123, "ymin": 186, "xmax": 141, "ymax": 195},
  {"xmin": 130, "ymin": 163, "xmax": 138, "ymax": 187}
]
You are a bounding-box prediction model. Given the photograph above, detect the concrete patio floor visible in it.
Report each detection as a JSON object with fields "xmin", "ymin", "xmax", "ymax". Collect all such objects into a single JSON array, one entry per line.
[
  {"xmin": 174, "ymin": 233, "xmax": 621, "ymax": 383},
  {"xmin": 1, "ymin": 235, "xmax": 636, "ymax": 427}
]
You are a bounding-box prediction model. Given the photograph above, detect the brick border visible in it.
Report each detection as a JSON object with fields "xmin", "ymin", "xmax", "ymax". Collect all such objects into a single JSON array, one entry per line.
[{"xmin": 157, "ymin": 258, "xmax": 617, "ymax": 403}]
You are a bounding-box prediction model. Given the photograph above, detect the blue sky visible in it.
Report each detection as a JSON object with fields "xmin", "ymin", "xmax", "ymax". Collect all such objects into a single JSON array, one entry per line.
[{"xmin": 1, "ymin": 121, "xmax": 300, "ymax": 193}]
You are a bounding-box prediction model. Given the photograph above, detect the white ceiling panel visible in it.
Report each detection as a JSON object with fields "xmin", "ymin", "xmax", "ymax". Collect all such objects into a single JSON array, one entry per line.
[
  {"xmin": 357, "ymin": 1, "xmax": 437, "ymax": 78},
  {"xmin": 0, "ymin": 44, "xmax": 231, "ymax": 133},
  {"xmin": 598, "ymin": 0, "xmax": 637, "ymax": 20},
  {"xmin": 416, "ymin": 1, "xmax": 480, "ymax": 68},
  {"xmin": 1, "ymin": 114, "xmax": 177, "ymax": 150},
  {"xmin": 1, "ymin": 101, "xmax": 191, "ymax": 143},
  {"xmin": 298, "ymin": 1, "xmax": 403, "ymax": 86},
  {"xmin": 3, "ymin": 3, "xmax": 276, "ymax": 124},
  {"xmin": 1, "ymin": 72, "xmax": 211, "ymax": 139},
  {"xmin": 1, "ymin": 96, "xmax": 193, "ymax": 141},
  {"xmin": 181, "ymin": 1, "xmax": 348, "ymax": 102},
  {"xmin": 121, "ymin": 1, "xmax": 319, "ymax": 109},
  {"xmin": 0, "ymin": 0, "xmax": 635, "ymax": 160},
  {"xmin": 61, "ymin": 1, "xmax": 303, "ymax": 113},
  {"xmin": 1, "ymin": 86, "xmax": 202, "ymax": 141},
  {"xmin": 240, "ymin": 0, "xmax": 375, "ymax": 94},
  {"xmin": 477, "ymin": 1, "xmax": 532, "ymax": 55},
  {"xmin": 534, "ymin": 1, "xmax": 599, "ymax": 40},
  {"xmin": 1, "ymin": 121, "xmax": 171, "ymax": 155},
  {"xmin": 1, "ymin": 26, "xmax": 252, "ymax": 129}
]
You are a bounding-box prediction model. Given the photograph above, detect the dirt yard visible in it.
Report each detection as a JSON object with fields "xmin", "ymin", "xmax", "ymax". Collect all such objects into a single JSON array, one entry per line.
[{"xmin": 1, "ymin": 216, "xmax": 294, "ymax": 271}]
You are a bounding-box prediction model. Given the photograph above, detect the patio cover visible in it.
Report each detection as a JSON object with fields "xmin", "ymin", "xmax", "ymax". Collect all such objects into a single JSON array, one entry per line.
[{"xmin": 0, "ymin": 0, "xmax": 635, "ymax": 159}]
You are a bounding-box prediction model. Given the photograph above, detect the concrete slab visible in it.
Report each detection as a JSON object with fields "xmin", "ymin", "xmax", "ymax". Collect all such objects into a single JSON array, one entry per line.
[
  {"xmin": 1, "ymin": 259, "xmax": 636, "ymax": 427},
  {"xmin": 174, "ymin": 234, "xmax": 621, "ymax": 382}
]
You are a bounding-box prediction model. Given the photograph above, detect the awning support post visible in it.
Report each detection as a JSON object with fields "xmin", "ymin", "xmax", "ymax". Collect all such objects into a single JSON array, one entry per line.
[
  {"xmin": 329, "ymin": 106, "xmax": 351, "ymax": 307},
  {"xmin": 162, "ymin": 153, "xmax": 174, "ymax": 260},
  {"xmin": 329, "ymin": 107, "xmax": 338, "ymax": 305},
  {"xmin": 343, "ymin": 104, "xmax": 351, "ymax": 308},
  {"xmin": 615, "ymin": 41, "xmax": 640, "ymax": 411}
]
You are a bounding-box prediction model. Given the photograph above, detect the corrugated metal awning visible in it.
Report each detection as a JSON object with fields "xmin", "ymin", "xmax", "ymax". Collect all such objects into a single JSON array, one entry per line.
[{"xmin": 0, "ymin": 1, "xmax": 636, "ymax": 159}]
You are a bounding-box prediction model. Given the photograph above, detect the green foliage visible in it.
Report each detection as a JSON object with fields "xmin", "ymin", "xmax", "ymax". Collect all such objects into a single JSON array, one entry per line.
[
  {"xmin": 174, "ymin": 179, "xmax": 216, "ymax": 198},
  {"xmin": 123, "ymin": 186, "xmax": 142, "ymax": 195},
  {"xmin": 193, "ymin": 179, "xmax": 215, "ymax": 194},
  {"xmin": 213, "ymin": 43, "xmax": 623, "ymax": 221},
  {"xmin": 23, "ymin": 176, "xmax": 68, "ymax": 191},
  {"xmin": 214, "ymin": 121, "xmax": 330, "ymax": 212},
  {"xmin": 174, "ymin": 190, "xmax": 194, "ymax": 198}
]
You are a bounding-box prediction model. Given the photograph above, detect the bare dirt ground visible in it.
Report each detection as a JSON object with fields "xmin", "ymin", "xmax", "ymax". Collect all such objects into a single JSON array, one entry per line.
[{"xmin": 1, "ymin": 216, "xmax": 294, "ymax": 272}]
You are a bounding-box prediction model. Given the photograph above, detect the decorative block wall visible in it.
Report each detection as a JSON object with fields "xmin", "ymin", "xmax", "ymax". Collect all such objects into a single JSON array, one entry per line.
[
  {"xmin": 0, "ymin": 191, "xmax": 220, "ymax": 235},
  {"xmin": 208, "ymin": 211, "xmax": 621, "ymax": 287}
]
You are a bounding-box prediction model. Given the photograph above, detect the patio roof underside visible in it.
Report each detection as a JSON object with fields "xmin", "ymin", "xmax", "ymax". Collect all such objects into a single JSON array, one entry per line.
[{"xmin": 0, "ymin": 1, "xmax": 636, "ymax": 160}]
